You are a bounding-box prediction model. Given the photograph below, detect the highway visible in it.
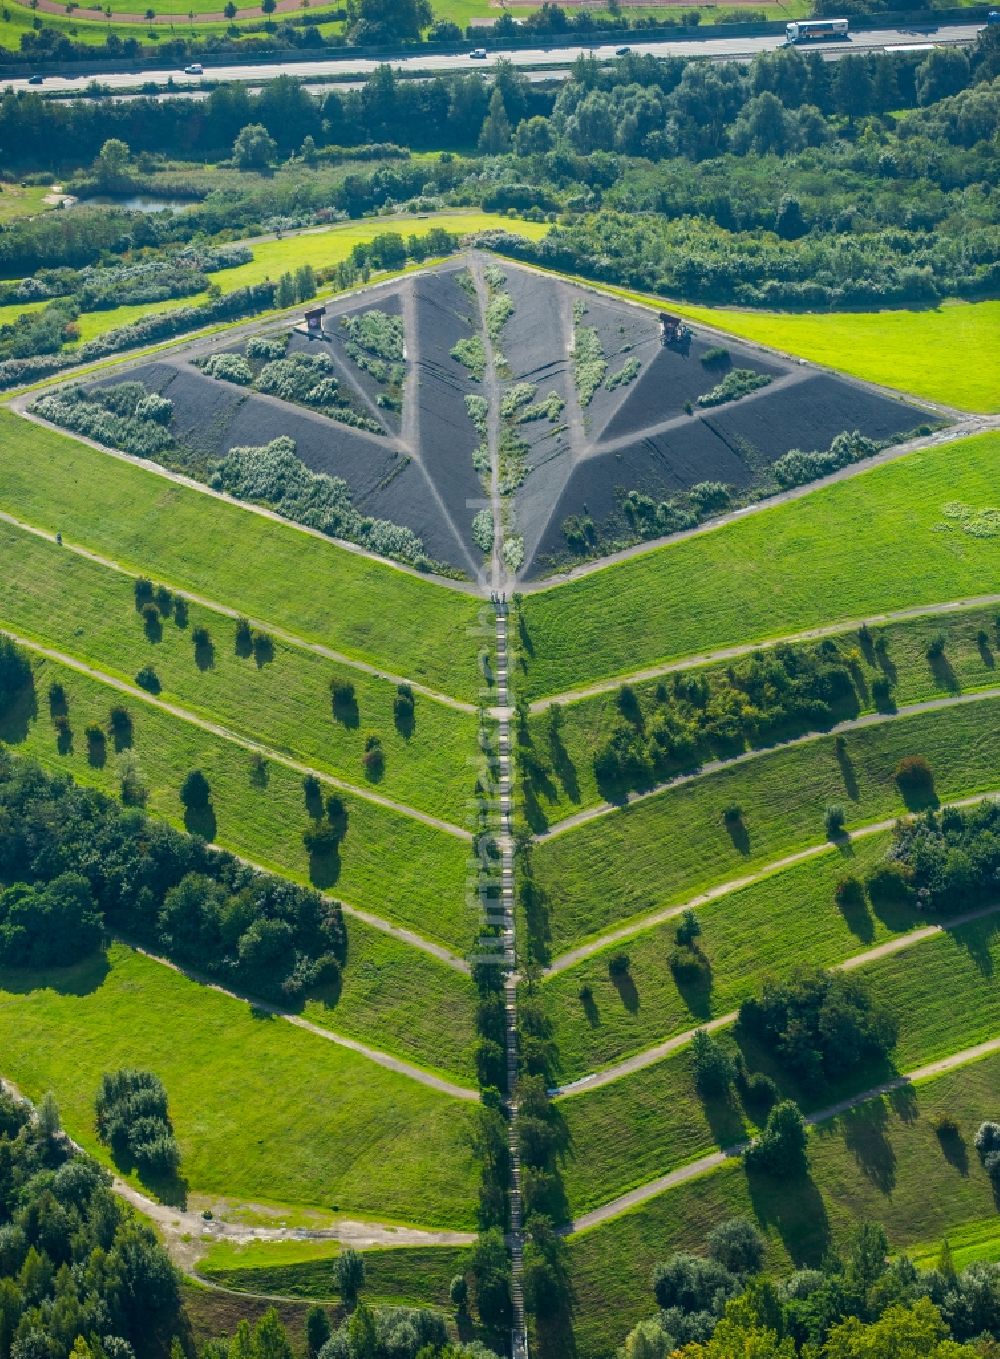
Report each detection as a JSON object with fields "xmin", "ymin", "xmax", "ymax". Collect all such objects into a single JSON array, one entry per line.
[{"xmin": 0, "ymin": 21, "xmax": 983, "ymax": 93}]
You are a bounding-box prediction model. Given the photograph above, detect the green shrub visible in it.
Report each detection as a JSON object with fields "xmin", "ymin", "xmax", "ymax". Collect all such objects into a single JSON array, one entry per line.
[{"xmin": 697, "ymin": 368, "xmax": 772, "ymax": 408}]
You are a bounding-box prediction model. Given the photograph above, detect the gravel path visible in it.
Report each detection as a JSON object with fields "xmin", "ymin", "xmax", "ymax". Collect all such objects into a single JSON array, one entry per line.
[
  {"xmin": 0, "ymin": 506, "xmax": 477, "ymax": 714},
  {"xmin": 537, "ymin": 684, "xmax": 1000, "ymax": 840},
  {"xmin": 129, "ymin": 941, "xmax": 478, "ymax": 1100},
  {"xmin": 530, "ymin": 591, "xmax": 1000, "ymax": 713},
  {"xmin": 567, "ymin": 1033, "xmax": 1000, "ymax": 1233},
  {"xmin": 549, "ymin": 899, "xmax": 1000, "ymax": 1098},
  {"xmin": 518, "ymin": 414, "xmax": 999, "ymax": 596},
  {"xmin": 0, "ymin": 1076, "xmax": 474, "ymax": 1275},
  {"xmin": 546, "ymin": 788, "xmax": 1000, "ymax": 974},
  {"xmin": 1, "ymin": 624, "xmax": 471, "ymax": 841}
]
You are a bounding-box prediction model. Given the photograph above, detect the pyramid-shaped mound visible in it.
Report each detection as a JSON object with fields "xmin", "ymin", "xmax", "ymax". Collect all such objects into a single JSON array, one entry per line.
[{"xmin": 79, "ymin": 254, "xmax": 933, "ymax": 583}]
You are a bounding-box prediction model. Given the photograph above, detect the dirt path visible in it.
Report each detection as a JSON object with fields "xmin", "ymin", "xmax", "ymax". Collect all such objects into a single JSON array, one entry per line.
[
  {"xmin": 536, "ymin": 684, "xmax": 1000, "ymax": 840},
  {"xmin": 1, "ymin": 624, "xmax": 471, "ymax": 841},
  {"xmin": 13, "ymin": 405, "xmax": 480, "ymax": 602},
  {"xmin": 0, "ymin": 506, "xmax": 477, "ymax": 714},
  {"xmin": 549, "ymin": 899, "xmax": 1000, "ymax": 1098},
  {"xmin": 0, "ymin": 1076, "xmax": 473, "ymax": 1277},
  {"xmin": 567, "ymin": 1034, "xmax": 1000, "ymax": 1232},
  {"xmin": 530, "ymin": 590, "xmax": 1000, "ymax": 713},
  {"xmin": 129, "ymin": 941, "xmax": 478, "ymax": 1100},
  {"xmin": 517, "ymin": 415, "xmax": 998, "ymax": 597},
  {"xmin": 546, "ymin": 788, "xmax": 1000, "ymax": 974}
]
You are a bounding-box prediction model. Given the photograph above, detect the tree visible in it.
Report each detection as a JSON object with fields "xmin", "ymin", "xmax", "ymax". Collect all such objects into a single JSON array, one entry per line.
[
  {"xmin": 349, "ymin": 0, "xmax": 431, "ymax": 44},
  {"xmin": 744, "ymin": 1099, "xmax": 808, "ymax": 1175},
  {"xmin": 277, "ymin": 272, "xmax": 296, "ymax": 308},
  {"xmin": 36, "ymin": 1091, "xmax": 60, "ymax": 1141},
  {"xmin": 916, "ymin": 47, "xmax": 970, "ymax": 106},
  {"xmin": 261, "ymin": 0, "xmax": 276, "ymax": 13},
  {"xmin": 706, "ymin": 1216, "xmax": 765, "ymax": 1275},
  {"xmin": 690, "ymin": 1028, "xmax": 734, "ymax": 1097},
  {"xmin": 306, "ymin": 1305, "xmax": 330, "ymax": 1357},
  {"xmin": 515, "ymin": 114, "xmax": 553, "ymax": 156},
  {"xmin": 334, "ymin": 1247, "xmax": 365, "ymax": 1306},
  {"xmin": 834, "ymin": 56, "xmax": 873, "ymax": 123},
  {"xmin": 823, "ymin": 1297, "xmax": 979, "ymax": 1358},
  {"xmin": 479, "ymin": 86, "xmax": 512, "ymax": 154},
  {"xmin": 776, "ymin": 194, "xmax": 807, "ymax": 241},
  {"xmin": 300, "ymin": 134, "xmax": 318, "ymax": 164},
  {"xmin": 94, "ymin": 137, "xmax": 130, "ymax": 188},
  {"xmin": 0, "ymin": 635, "xmax": 31, "ymax": 711},
  {"xmin": 223, "ymin": 0, "xmax": 236, "ymax": 15},
  {"xmin": 295, "ymin": 263, "xmax": 316, "ymax": 301},
  {"xmin": 449, "ymin": 1274, "xmax": 468, "ymax": 1311},
  {"xmin": 233, "ymin": 122, "xmax": 277, "ymax": 170}
]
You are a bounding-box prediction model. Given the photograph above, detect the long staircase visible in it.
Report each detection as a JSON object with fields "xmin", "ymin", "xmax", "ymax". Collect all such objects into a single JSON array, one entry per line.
[{"xmin": 495, "ymin": 602, "xmax": 528, "ymax": 1359}]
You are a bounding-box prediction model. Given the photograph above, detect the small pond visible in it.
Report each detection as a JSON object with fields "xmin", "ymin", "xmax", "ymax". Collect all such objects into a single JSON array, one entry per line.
[{"xmin": 74, "ymin": 194, "xmax": 197, "ymax": 213}]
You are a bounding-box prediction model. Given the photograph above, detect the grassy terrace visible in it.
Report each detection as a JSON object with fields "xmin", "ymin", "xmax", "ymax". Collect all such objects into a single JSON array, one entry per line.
[
  {"xmin": 0, "ymin": 942, "xmax": 478, "ymax": 1229},
  {"xmin": 544, "ymin": 835, "xmax": 892, "ymax": 1080},
  {"xmin": 531, "ymin": 695, "xmax": 1000, "ymax": 954},
  {"xmin": 558, "ymin": 911, "xmax": 1000, "ymax": 1217},
  {"xmin": 3, "ymin": 653, "xmax": 475, "ymax": 963},
  {"xmin": 517, "ymin": 431, "xmax": 1000, "ymax": 700},
  {"xmin": 0, "ymin": 519, "xmax": 478, "ymax": 825},
  {"xmin": 526, "ymin": 605, "xmax": 1000, "ymax": 825},
  {"xmin": 0, "ymin": 412, "xmax": 486, "ymax": 702},
  {"xmin": 565, "ymin": 1053, "xmax": 1000, "ymax": 1359},
  {"xmin": 198, "ymin": 1238, "xmax": 468, "ymax": 1311}
]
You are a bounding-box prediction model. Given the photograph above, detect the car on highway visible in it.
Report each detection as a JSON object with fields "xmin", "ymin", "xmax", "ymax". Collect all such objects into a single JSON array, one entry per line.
[
  {"xmin": 27, "ymin": 74, "xmax": 44, "ymax": 84},
  {"xmin": 183, "ymin": 63, "xmax": 204, "ymax": 74},
  {"xmin": 469, "ymin": 48, "xmax": 487, "ymax": 58},
  {"xmin": 615, "ymin": 45, "xmax": 631, "ymax": 55}
]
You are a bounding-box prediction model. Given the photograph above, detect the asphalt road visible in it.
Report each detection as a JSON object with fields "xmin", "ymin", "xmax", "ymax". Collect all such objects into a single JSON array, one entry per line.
[{"xmin": 0, "ymin": 22, "xmax": 983, "ymax": 93}]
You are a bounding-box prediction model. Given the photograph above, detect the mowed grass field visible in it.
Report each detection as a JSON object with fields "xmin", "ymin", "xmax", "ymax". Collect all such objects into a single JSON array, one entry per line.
[
  {"xmin": 558, "ymin": 912, "xmax": 1000, "ymax": 1216},
  {"xmin": 2, "ymin": 653, "xmax": 475, "ymax": 961},
  {"xmin": 0, "ymin": 519, "xmax": 478, "ymax": 825},
  {"xmin": 518, "ymin": 430, "xmax": 1000, "ymax": 700},
  {"xmin": 0, "ymin": 412, "xmax": 486, "ymax": 700},
  {"xmin": 565, "ymin": 1053, "xmax": 1000, "ymax": 1359},
  {"xmin": 526, "ymin": 605, "xmax": 1000, "ymax": 825},
  {"xmin": 0, "ymin": 942, "xmax": 479, "ymax": 1228},
  {"xmin": 667, "ymin": 297, "xmax": 1000, "ymax": 415},
  {"xmin": 545, "ymin": 834, "xmax": 893, "ymax": 1079},
  {"xmin": 531, "ymin": 696, "xmax": 1000, "ymax": 953}
]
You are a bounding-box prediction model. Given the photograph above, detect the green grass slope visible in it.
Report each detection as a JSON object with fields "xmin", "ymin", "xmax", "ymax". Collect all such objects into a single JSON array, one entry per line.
[
  {"xmin": 518, "ymin": 431, "xmax": 1000, "ymax": 700},
  {"xmin": 527, "ymin": 605, "xmax": 1000, "ymax": 825},
  {"xmin": 565, "ymin": 1053, "xmax": 1000, "ymax": 1359},
  {"xmin": 531, "ymin": 696, "xmax": 1000, "ymax": 953},
  {"xmin": 0, "ymin": 412, "xmax": 485, "ymax": 701},
  {"xmin": 2, "ymin": 653, "xmax": 474, "ymax": 961},
  {"xmin": 0, "ymin": 518, "xmax": 478, "ymax": 824},
  {"xmin": 558, "ymin": 912, "xmax": 1000, "ymax": 1217},
  {"xmin": 544, "ymin": 834, "xmax": 893, "ymax": 1080},
  {"xmin": 0, "ymin": 942, "xmax": 478, "ymax": 1229}
]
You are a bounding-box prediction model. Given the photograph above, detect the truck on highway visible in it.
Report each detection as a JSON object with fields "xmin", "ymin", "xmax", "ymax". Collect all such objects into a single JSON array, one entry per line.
[{"xmin": 785, "ymin": 17, "xmax": 849, "ymax": 41}]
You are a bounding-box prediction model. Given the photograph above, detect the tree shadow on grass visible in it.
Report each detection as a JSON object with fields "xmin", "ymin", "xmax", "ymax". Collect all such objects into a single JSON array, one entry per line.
[
  {"xmin": 700, "ymin": 1087, "xmax": 746, "ymax": 1153},
  {"xmin": 835, "ymin": 889, "xmax": 876, "ymax": 946},
  {"xmin": 724, "ymin": 816, "xmax": 751, "ymax": 858},
  {"xmin": 672, "ymin": 958, "xmax": 713, "ymax": 1022},
  {"xmin": 936, "ymin": 1124, "xmax": 969, "ymax": 1176},
  {"xmin": 833, "ymin": 1097, "xmax": 898, "ymax": 1194},
  {"xmin": 194, "ymin": 637, "xmax": 215, "ymax": 672},
  {"xmin": 0, "ymin": 677, "xmax": 37, "ymax": 746},
  {"xmin": 610, "ymin": 970, "xmax": 639, "ymax": 1015},
  {"xmin": 0, "ymin": 947, "xmax": 110, "ymax": 999},
  {"xmin": 579, "ymin": 990, "xmax": 600, "ymax": 1028},
  {"xmin": 331, "ymin": 692, "xmax": 359, "ymax": 729},
  {"xmin": 87, "ymin": 734, "xmax": 107, "ymax": 769},
  {"xmin": 746, "ymin": 1164, "xmax": 831, "ymax": 1268},
  {"xmin": 897, "ymin": 775, "xmax": 939, "ymax": 814},
  {"xmin": 548, "ymin": 727, "xmax": 580, "ymax": 806},
  {"xmin": 928, "ymin": 652, "xmax": 960, "ymax": 693},
  {"xmin": 253, "ymin": 634, "xmax": 274, "ymax": 669},
  {"xmin": 308, "ymin": 844, "xmax": 342, "ymax": 891},
  {"xmin": 948, "ymin": 914, "xmax": 998, "ymax": 979},
  {"xmin": 977, "ymin": 636, "xmax": 995, "ymax": 670},
  {"xmin": 183, "ymin": 802, "xmax": 217, "ymax": 842},
  {"xmin": 836, "ymin": 742, "xmax": 860, "ymax": 803},
  {"xmin": 110, "ymin": 1143, "xmax": 189, "ymax": 1210}
]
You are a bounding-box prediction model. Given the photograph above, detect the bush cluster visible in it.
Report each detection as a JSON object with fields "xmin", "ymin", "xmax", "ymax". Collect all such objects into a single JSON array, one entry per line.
[{"xmin": 95, "ymin": 1068, "xmax": 180, "ymax": 1177}]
